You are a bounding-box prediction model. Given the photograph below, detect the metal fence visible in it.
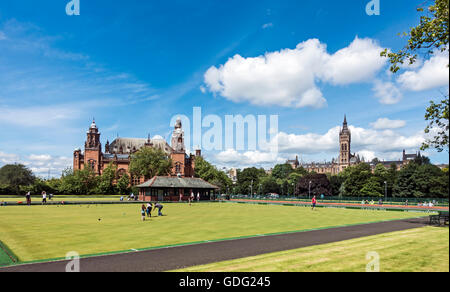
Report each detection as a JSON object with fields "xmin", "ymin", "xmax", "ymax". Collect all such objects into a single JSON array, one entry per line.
[{"xmin": 229, "ymin": 194, "xmax": 449, "ymax": 207}]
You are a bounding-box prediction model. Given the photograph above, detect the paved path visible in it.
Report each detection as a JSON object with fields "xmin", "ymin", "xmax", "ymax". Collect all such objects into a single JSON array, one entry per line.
[{"xmin": 0, "ymin": 217, "xmax": 428, "ymax": 272}]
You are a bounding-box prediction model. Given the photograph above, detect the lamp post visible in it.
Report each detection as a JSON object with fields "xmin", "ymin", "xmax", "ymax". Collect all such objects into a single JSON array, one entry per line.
[
  {"xmin": 250, "ymin": 179, "xmax": 253, "ymax": 198},
  {"xmin": 309, "ymin": 181, "xmax": 312, "ymax": 199},
  {"xmin": 292, "ymin": 182, "xmax": 295, "ymax": 197},
  {"xmin": 384, "ymin": 181, "xmax": 387, "ymax": 201}
]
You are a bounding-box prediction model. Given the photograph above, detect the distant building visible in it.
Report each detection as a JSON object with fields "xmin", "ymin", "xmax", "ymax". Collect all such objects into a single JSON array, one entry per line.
[
  {"xmin": 73, "ymin": 118, "xmax": 200, "ymax": 185},
  {"xmin": 287, "ymin": 115, "xmax": 422, "ymax": 175}
]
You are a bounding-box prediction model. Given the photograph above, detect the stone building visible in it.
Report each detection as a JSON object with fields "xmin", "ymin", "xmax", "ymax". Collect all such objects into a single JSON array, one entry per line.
[
  {"xmin": 286, "ymin": 116, "xmax": 421, "ymax": 175},
  {"xmin": 73, "ymin": 118, "xmax": 200, "ymax": 185},
  {"xmin": 291, "ymin": 116, "xmax": 359, "ymax": 175}
]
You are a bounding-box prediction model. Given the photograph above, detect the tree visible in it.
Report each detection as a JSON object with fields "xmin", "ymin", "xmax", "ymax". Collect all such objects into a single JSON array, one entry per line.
[
  {"xmin": 116, "ymin": 173, "xmax": 131, "ymax": 195},
  {"xmin": 0, "ymin": 164, "xmax": 35, "ymax": 194},
  {"xmin": 381, "ymin": 0, "xmax": 449, "ymax": 153},
  {"xmin": 341, "ymin": 163, "xmax": 372, "ymax": 197},
  {"xmin": 422, "ymin": 95, "xmax": 449, "ymax": 152},
  {"xmin": 129, "ymin": 147, "xmax": 172, "ymax": 180},
  {"xmin": 59, "ymin": 166, "xmax": 98, "ymax": 195},
  {"xmin": 296, "ymin": 174, "xmax": 332, "ymax": 197},
  {"xmin": 236, "ymin": 167, "xmax": 266, "ymax": 195},
  {"xmin": 360, "ymin": 177, "xmax": 383, "ymax": 198},
  {"xmin": 96, "ymin": 163, "xmax": 117, "ymax": 195},
  {"xmin": 261, "ymin": 176, "xmax": 280, "ymax": 195},
  {"xmin": 271, "ymin": 164, "xmax": 294, "ymax": 180}
]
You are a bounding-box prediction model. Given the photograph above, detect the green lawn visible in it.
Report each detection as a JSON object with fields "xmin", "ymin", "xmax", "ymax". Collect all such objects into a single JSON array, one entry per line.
[
  {"xmin": 176, "ymin": 226, "xmax": 449, "ymax": 272},
  {"xmin": 0, "ymin": 196, "xmax": 122, "ymax": 203},
  {"xmin": 0, "ymin": 203, "xmax": 425, "ymax": 264}
]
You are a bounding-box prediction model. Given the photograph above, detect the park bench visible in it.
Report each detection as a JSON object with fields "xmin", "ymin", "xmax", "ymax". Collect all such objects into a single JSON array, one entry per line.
[{"xmin": 429, "ymin": 211, "xmax": 449, "ymax": 226}]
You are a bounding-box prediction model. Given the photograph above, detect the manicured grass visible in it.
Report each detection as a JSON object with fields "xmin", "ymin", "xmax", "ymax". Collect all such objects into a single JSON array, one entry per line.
[
  {"xmin": 176, "ymin": 226, "xmax": 449, "ymax": 272},
  {"xmin": 0, "ymin": 203, "xmax": 424, "ymax": 263},
  {"xmin": 0, "ymin": 196, "xmax": 122, "ymax": 203}
]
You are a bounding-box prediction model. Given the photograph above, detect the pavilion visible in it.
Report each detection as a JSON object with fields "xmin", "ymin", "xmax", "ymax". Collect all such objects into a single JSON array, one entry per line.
[{"xmin": 137, "ymin": 176, "xmax": 220, "ymax": 202}]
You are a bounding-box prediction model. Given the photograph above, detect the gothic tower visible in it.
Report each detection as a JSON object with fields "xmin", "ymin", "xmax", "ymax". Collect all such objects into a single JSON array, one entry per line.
[
  {"xmin": 84, "ymin": 119, "xmax": 102, "ymax": 174},
  {"xmin": 339, "ymin": 115, "xmax": 351, "ymax": 170},
  {"xmin": 171, "ymin": 117, "xmax": 186, "ymax": 176}
]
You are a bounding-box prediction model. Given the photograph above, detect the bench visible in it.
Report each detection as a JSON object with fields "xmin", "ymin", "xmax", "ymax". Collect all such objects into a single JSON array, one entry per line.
[{"xmin": 430, "ymin": 211, "xmax": 449, "ymax": 226}]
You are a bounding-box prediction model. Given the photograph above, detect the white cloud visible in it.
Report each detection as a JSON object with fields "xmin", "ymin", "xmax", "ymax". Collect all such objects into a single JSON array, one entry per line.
[
  {"xmin": 0, "ymin": 31, "xmax": 6, "ymax": 40},
  {"xmin": 372, "ymin": 80, "xmax": 403, "ymax": 104},
  {"xmin": 214, "ymin": 149, "xmax": 285, "ymax": 168},
  {"xmin": 204, "ymin": 37, "xmax": 386, "ymax": 108},
  {"xmin": 0, "ymin": 151, "xmax": 72, "ymax": 177},
  {"xmin": 319, "ymin": 37, "xmax": 386, "ymax": 85},
  {"xmin": 397, "ymin": 50, "xmax": 449, "ymax": 91},
  {"xmin": 262, "ymin": 23, "xmax": 273, "ymax": 29},
  {"xmin": 370, "ymin": 118, "xmax": 406, "ymax": 130},
  {"xmin": 0, "ymin": 151, "xmax": 20, "ymax": 164}
]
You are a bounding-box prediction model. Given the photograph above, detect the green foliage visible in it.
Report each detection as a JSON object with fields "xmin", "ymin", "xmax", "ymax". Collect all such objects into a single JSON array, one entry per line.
[
  {"xmin": 95, "ymin": 163, "xmax": 117, "ymax": 195},
  {"xmin": 381, "ymin": 0, "xmax": 449, "ymax": 73},
  {"xmin": 422, "ymin": 95, "xmax": 449, "ymax": 152},
  {"xmin": 59, "ymin": 166, "xmax": 98, "ymax": 195},
  {"xmin": 341, "ymin": 163, "xmax": 372, "ymax": 197},
  {"xmin": 261, "ymin": 176, "xmax": 281, "ymax": 195},
  {"xmin": 129, "ymin": 147, "xmax": 172, "ymax": 180},
  {"xmin": 381, "ymin": 0, "xmax": 449, "ymax": 153},
  {"xmin": 271, "ymin": 164, "xmax": 294, "ymax": 180},
  {"xmin": 236, "ymin": 167, "xmax": 267, "ymax": 195},
  {"xmin": 0, "ymin": 164, "xmax": 36, "ymax": 194},
  {"xmin": 194, "ymin": 156, "xmax": 232, "ymax": 193}
]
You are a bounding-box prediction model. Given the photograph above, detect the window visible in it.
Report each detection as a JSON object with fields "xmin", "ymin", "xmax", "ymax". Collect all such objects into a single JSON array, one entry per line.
[{"xmin": 132, "ymin": 176, "xmax": 141, "ymax": 186}]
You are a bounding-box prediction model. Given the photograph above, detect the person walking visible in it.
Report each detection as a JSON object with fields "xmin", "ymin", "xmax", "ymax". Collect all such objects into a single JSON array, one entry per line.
[
  {"xmin": 311, "ymin": 195, "xmax": 317, "ymax": 211},
  {"xmin": 197, "ymin": 192, "xmax": 200, "ymax": 202},
  {"xmin": 42, "ymin": 191, "xmax": 47, "ymax": 205}
]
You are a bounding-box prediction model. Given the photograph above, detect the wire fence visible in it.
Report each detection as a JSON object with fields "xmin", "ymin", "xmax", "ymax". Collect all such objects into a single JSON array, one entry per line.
[{"xmin": 229, "ymin": 194, "xmax": 449, "ymax": 207}]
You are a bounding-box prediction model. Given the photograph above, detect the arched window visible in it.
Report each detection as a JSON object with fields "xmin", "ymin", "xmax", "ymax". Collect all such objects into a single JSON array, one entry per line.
[{"xmin": 88, "ymin": 160, "xmax": 96, "ymax": 170}]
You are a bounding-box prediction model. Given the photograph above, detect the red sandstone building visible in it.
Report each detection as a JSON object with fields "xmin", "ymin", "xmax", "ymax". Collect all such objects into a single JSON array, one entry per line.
[{"xmin": 73, "ymin": 118, "xmax": 200, "ymax": 185}]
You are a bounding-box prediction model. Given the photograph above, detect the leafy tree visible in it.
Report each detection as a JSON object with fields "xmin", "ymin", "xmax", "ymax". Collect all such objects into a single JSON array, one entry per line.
[
  {"xmin": 381, "ymin": 0, "xmax": 449, "ymax": 153},
  {"xmin": 271, "ymin": 164, "xmax": 294, "ymax": 180},
  {"xmin": 341, "ymin": 163, "xmax": 372, "ymax": 197},
  {"xmin": 328, "ymin": 174, "xmax": 345, "ymax": 196},
  {"xmin": 0, "ymin": 164, "xmax": 35, "ymax": 194},
  {"xmin": 360, "ymin": 176, "xmax": 383, "ymax": 198},
  {"xmin": 59, "ymin": 166, "xmax": 98, "ymax": 195},
  {"xmin": 116, "ymin": 173, "xmax": 131, "ymax": 195},
  {"xmin": 296, "ymin": 174, "xmax": 332, "ymax": 197},
  {"xmin": 129, "ymin": 147, "xmax": 172, "ymax": 180},
  {"xmin": 260, "ymin": 176, "xmax": 281, "ymax": 195},
  {"xmin": 194, "ymin": 157, "xmax": 232, "ymax": 193},
  {"xmin": 236, "ymin": 167, "xmax": 266, "ymax": 195},
  {"xmin": 422, "ymin": 95, "xmax": 449, "ymax": 152},
  {"xmin": 96, "ymin": 163, "xmax": 117, "ymax": 194}
]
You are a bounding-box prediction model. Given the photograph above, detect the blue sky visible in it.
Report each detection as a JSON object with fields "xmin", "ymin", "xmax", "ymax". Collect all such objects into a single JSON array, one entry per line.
[{"xmin": 0, "ymin": 0, "xmax": 448, "ymax": 177}]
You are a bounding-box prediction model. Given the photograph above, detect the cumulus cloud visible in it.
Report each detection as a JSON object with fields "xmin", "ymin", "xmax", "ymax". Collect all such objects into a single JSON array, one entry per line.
[
  {"xmin": 211, "ymin": 122, "xmax": 427, "ymax": 169},
  {"xmin": 370, "ymin": 118, "xmax": 406, "ymax": 130},
  {"xmin": 372, "ymin": 80, "xmax": 403, "ymax": 104},
  {"xmin": 0, "ymin": 152, "xmax": 72, "ymax": 177},
  {"xmin": 203, "ymin": 37, "xmax": 386, "ymax": 108},
  {"xmin": 397, "ymin": 50, "xmax": 449, "ymax": 91}
]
